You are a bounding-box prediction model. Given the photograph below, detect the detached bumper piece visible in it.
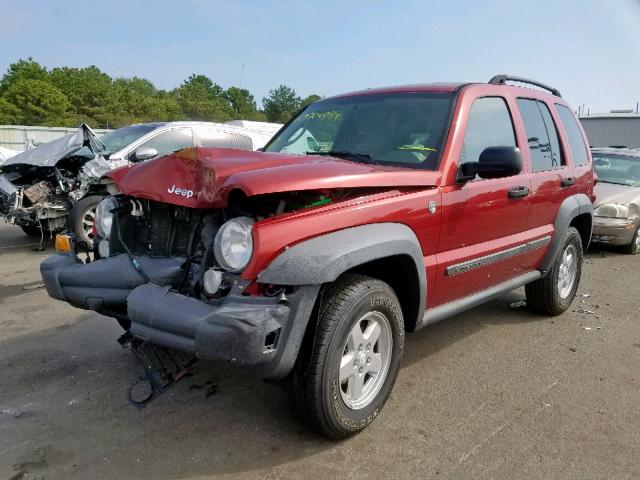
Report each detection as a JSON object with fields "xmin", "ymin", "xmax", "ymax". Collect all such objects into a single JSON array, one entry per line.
[
  {"xmin": 40, "ymin": 252, "xmax": 186, "ymax": 315},
  {"xmin": 40, "ymin": 252, "xmax": 320, "ymax": 380},
  {"xmin": 118, "ymin": 332, "xmax": 198, "ymax": 408}
]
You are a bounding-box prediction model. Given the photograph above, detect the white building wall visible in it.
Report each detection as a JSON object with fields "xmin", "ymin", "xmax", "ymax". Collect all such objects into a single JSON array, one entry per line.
[{"xmin": 0, "ymin": 125, "xmax": 112, "ymax": 152}]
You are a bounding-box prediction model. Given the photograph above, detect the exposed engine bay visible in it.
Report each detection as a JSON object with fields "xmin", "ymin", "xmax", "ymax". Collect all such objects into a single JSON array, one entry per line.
[{"xmin": 97, "ymin": 189, "xmax": 344, "ymax": 305}]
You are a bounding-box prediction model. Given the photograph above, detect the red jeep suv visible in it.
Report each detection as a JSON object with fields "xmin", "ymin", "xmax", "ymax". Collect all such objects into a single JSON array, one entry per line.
[{"xmin": 41, "ymin": 75, "xmax": 594, "ymax": 438}]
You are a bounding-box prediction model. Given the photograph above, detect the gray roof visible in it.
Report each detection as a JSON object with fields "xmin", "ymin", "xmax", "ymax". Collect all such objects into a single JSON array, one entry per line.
[{"xmin": 580, "ymin": 116, "xmax": 640, "ymax": 149}]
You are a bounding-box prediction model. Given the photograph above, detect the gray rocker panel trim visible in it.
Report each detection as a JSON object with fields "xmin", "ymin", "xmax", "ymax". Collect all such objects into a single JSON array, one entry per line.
[
  {"xmin": 418, "ymin": 270, "xmax": 541, "ymax": 330},
  {"xmin": 540, "ymin": 193, "xmax": 593, "ymax": 274},
  {"xmin": 258, "ymin": 222, "xmax": 427, "ymax": 318}
]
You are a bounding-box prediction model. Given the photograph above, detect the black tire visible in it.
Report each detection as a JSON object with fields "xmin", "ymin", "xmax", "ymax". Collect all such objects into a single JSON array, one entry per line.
[
  {"xmin": 20, "ymin": 224, "xmax": 43, "ymax": 238},
  {"xmin": 621, "ymin": 225, "xmax": 640, "ymax": 255},
  {"xmin": 526, "ymin": 227, "xmax": 583, "ymax": 316},
  {"xmin": 286, "ymin": 274, "xmax": 404, "ymax": 439},
  {"xmin": 68, "ymin": 195, "xmax": 103, "ymax": 248}
]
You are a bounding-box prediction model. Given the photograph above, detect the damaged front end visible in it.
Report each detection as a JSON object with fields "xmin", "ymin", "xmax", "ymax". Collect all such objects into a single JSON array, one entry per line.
[
  {"xmin": 0, "ymin": 124, "xmax": 119, "ymax": 236},
  {"xmin": 0, "ymin": 165, "xmax": 76, "ymax": 235},
  {"xmin": 41, "ymin": 191, "xmax": 329, "ymax": 388}
]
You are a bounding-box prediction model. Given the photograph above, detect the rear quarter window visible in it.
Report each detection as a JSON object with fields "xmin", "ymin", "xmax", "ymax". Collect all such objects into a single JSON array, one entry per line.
[{"xmin": 555, "ymin": 104, "xmax": 589, "ymax": 166}]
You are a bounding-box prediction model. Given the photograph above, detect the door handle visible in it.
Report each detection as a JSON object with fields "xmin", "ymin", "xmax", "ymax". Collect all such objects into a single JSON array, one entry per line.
[
  {"xmin": 561, "ymin": 177, "xmax": 575, "ymax": 187},
  {"xmin": 508, "ymin": 186, "xmax": 529, "ymax": 199}
]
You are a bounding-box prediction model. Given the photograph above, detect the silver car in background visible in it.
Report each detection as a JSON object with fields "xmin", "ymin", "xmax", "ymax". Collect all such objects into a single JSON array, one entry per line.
[
  {"xmin": 0, "ymin": 120, "xmax": 282, "ymax": 246},
  {"xmin": 591, "ymin": 148, "xmax": 640, "ymax": 254}
]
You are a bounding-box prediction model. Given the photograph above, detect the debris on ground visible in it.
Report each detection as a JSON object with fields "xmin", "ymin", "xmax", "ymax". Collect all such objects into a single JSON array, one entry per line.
[
  {"xmin": 569, "ymin": 347, "xmax": 577, "ymax": 352},
  {"xmin": 580, "ymin": 293, "xmax": 591, "ymax": 298},
  {"xmin": 22, "ymin": 283, "xmax": 45, "ymax": 291},
  {"xmin": 510, "ymin": 300, "xmax": 527, "ymax": 309}
]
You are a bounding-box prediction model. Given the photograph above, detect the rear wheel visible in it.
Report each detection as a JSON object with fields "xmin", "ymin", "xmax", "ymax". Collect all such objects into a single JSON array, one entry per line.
[
  {"xmin": 286, "ymin": 274, "xmax": 404, "ymax": 439},
  {"xmin": 68, "ymin": 195, "xmax": 103, "ymax": 248},
  {"xmin": 621, "ymin": 225, "xmax": 640, "ymax": 255},
  {"xmin": 526, "ymin": 227, "xmax": 583, "ymax": 316}
]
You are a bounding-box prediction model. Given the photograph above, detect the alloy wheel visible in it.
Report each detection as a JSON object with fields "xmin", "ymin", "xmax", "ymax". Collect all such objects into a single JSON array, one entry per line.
[{"xmin": 339, "ymin": 311, "xmax": 393, "ymax": 410}]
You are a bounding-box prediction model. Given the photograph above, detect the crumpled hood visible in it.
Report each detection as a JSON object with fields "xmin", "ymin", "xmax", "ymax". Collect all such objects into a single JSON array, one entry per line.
[
  {"xmin": 108, "ymin": 147, "xmax": 441, "ymax": 208},
  {"xmin": 594, "ymin": 182, "xmax": 640, "ymax": 209},
  {"xmin": 1, "ymin": 123, "xmax": 104, "ymax": 170}
]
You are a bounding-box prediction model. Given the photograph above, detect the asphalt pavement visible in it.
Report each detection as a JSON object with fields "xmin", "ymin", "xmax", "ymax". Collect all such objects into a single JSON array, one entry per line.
[{"xmin": 0, "ymin": 222, "xmax": 638, "ymax": 480}]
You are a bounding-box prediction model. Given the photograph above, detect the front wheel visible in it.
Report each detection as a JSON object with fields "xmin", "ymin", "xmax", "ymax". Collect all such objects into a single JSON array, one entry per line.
[
  {"xmin": 68, "ymin": 195, "xmax": 103, "ymax": 248},
  {"xmin": 526, "ymin": 227, "xmax": 583, "ymax": 316},
  {"xmin": 621, "ymin": 225, "xmax": 640, "ymax": 255},
  {"xmin": 286, "ymin": 274, "xmax": 404, "ymax": 439}
]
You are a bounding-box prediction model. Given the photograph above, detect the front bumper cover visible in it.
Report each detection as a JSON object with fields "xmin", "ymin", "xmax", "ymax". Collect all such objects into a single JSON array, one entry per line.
[
  {"xmin": 591, "ymin": 217, "xmax": 639, "ymax": 246},
  {"xmin": 40, "ymin": 253, "xmax": 319, "ymax": 380}
]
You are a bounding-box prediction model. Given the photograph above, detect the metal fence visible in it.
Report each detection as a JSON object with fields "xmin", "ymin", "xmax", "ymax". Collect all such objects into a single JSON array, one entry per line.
[{"xmin": 0, "ymin": 125, "xmax": 113, "ymax": 152}]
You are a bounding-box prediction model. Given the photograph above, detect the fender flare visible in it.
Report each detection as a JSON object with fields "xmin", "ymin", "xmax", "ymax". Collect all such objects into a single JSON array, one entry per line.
[
  {"xmin": 540, "ymin": 193, "xmax": 593, "ymax": 274},
  {"xmin": 258, "ymin": 222, "xmax": 427, "ymax": 318}
]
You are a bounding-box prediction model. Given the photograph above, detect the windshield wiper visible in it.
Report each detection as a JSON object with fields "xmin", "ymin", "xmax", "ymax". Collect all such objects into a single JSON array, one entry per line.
[{"xmin": 306, "ymin": 150, "xmax": 379, "ymax": 164}]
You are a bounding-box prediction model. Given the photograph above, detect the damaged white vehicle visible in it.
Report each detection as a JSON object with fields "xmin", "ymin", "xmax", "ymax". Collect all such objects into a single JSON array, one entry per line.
[{"xmin": 0, "ymin": 121, "xmax": 281, "ymax": 245}]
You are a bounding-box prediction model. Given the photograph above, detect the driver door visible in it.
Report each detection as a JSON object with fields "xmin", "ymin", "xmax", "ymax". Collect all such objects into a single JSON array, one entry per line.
[{"xmin": 433, "ymin": 96, "xmax": 531, "ymax": 306}]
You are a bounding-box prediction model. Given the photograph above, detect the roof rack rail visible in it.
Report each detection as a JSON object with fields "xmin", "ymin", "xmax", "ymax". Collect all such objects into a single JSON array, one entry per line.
[{"xmin": 488, "ymin": 75, "xmax": 562, "ymax": 98}]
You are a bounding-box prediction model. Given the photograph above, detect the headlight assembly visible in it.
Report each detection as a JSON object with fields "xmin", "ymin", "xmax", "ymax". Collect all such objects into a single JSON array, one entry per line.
[
  {"xmin": 593, "ymin": 203, "xmax": 630, "ymax": 219},
  {"xmin": 95, "ymin": 196, "xmax": 119, "ymax": 238},
  {"xmin": 214, "ymin": 216, "xmax": 254, "ymax": 272}
]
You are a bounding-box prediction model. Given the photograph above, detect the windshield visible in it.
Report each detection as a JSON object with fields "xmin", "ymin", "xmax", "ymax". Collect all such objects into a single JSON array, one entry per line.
[
  {"xmin": 265, "ymin": 92, "xmax": 454, "ymax": 169},
  {"xmin": 74, "ymin": 124, "xmax": 159, "ymax": 158},
  {"xmin": 592, "ymin": 153, "xmax": 640, "ymax": 187}
]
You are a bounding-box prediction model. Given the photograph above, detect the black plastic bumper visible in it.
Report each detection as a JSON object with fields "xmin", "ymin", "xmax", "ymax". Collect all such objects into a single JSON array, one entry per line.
[
  {"xmin": 40, "ymin": 253, "xmax": 320, "ymax": 380},
  {"xmin": 40, "ymin": 253, "xmax": 186, "ymax": 314}
]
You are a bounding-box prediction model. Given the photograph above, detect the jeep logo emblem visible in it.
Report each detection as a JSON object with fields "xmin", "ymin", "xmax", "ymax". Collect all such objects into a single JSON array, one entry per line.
[{"xmin": 167, "ymin": 184, "xmax": 194, "ymax": 198}]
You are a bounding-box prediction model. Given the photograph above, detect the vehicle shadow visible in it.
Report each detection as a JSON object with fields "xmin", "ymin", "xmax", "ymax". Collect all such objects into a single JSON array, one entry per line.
[
  {"xmin": 0, "ymin": 224, "xmax": 55, "ymax": 251},
  {"xmin": 0, "ymin": 284, "xmax": 555, "ymax": 479}
]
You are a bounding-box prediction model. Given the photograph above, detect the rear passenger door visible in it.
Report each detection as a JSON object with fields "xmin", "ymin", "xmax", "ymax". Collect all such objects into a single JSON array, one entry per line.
[
  {"xmin": 434, "ymin": 96, "xmax": 530, "ymax": 306},
  {"xmin": 516, "ymin": 98, "xmax": 574, "ymax": 270}
]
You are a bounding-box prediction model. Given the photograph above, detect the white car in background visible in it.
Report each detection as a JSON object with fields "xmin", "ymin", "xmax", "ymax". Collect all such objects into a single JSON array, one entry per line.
[
  {"xmin": 0, "ymin": 146, "xmax": 19, "ymax": 164},
  {"xmin": 0, "ymin": 120, "xmax": 282, "ymax": 245}
]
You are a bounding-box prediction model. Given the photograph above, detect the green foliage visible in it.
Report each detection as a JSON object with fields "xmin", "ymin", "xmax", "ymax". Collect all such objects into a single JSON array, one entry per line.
[
  {"xmin": 225, "ymin": 86, "xmax": 259, "ymax": 119},
  {"xmin": 0, "ymin": 58, "xmax": 49, "ymax": 94},
  {"xmin": 301, "ymin": 94, "xmax": 322, "ymax": 108},
  {"xmin": 0, "ymin": 98, "xmax": 21, "ymax": 124},
  {"xmin": 0, "ymin": 58, "xmax": 321, "ymax": 128},
  {"xmin": 4, "ymin": 79, "xmax": 70, "ymax": 125},
  {"xmin": 50, "ymin": 66, "xmax": 114, "ymax": 126},
  {"xmin": 174, "ymin": 74, "xmax": 233, "ymax": 122},
  {"xmin": 263, "ymin": 85, "xmax": 302, "ymax": 123}
]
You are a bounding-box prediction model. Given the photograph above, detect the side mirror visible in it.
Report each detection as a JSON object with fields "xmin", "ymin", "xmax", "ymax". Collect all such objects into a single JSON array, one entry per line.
[
  {"xmin": 133, "ymin": 147, "xmax": 158, "ymax": 161},
  {"xmin": 458, "ymin": 146, "xmax": 522, "ymax": 181}
]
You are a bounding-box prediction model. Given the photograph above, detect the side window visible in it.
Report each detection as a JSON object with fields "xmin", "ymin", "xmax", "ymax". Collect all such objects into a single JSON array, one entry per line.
[
  {"xmin": 236, "ymin": 134, "xmax": 253, "ymax": 150},
  {"xmin": 195, "ymin": 128, "xmax": 234, "ymax": 148},
  {"xmin": 556, "ymin": 104, "xmax": 589, "ymax": 166},
  {"xmin": 517, "ymin": 99, "xmax": 563, "ymax": 171},
  {"xmin": 134, "ymin": 128, "xmax": 193, "ymax": 160},
  {"xmin": 460, "ymin": 97, "xmax": 516, "ymax": 167}
]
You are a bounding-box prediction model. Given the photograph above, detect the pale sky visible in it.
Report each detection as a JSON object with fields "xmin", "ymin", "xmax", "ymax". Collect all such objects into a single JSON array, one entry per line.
[{"xmin": 1, "ymin": 0, "xmax": 639, "ymax": 113}]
